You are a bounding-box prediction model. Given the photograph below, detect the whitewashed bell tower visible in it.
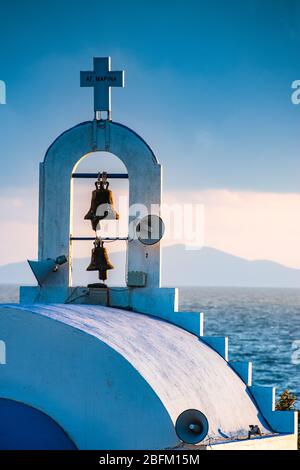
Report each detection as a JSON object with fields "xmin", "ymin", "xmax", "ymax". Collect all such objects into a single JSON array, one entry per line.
[{"xmin": 21, "ymin": 57, "xmax": 164, "ymax": 303}]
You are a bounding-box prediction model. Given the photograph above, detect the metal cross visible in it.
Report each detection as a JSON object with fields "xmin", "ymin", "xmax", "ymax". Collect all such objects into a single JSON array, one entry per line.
[{"xmin": 80, "ymin": 57, "xmax": 124, "ymax": 119}]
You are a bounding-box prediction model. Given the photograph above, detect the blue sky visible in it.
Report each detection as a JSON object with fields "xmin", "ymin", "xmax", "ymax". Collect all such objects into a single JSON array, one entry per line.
[
  {"xmin": 0, "ymin": 0, "xmax": 300, "ymax": 191},
  {"xmin": 0, "ymin": 0, "xmax": 300, "ymax": 268}
]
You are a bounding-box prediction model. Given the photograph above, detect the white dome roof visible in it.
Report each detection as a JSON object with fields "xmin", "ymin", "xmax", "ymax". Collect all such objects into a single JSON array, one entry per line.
[{"xmin": 2, "ymin": 303, "xmax": 270, "ymax": 446}]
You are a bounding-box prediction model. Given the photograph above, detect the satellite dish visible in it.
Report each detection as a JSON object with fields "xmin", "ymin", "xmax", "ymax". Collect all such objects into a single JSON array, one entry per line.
[
  {"xmin": 175, "ymin": 409, "xmax": 209, "ymax": 444},
  {"xmin": 136, "ymin": 215, "xmax": 165, "ymax": 245},
  {"xmin": 28, "ymin": 256, "xmax": 67, "ymax": 287}
]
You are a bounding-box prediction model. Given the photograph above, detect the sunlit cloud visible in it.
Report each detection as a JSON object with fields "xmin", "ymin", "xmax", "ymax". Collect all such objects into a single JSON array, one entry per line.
[
  {"xmin": 164, "ymin": 189, "xmax": 300, "ymax": 269},
  {"xmin": 0, "ymin": 186, "xmax": 299, "ymax": 269}
]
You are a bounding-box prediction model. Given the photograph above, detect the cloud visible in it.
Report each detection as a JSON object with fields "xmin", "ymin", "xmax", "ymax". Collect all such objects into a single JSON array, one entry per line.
[
  {"xmin": 0, "ymin": 185, "xmax": 299, "ymax": 269},
  {"xmin": 0, "ymin": 187, "xmax": 38, "ymax": 265},
  {"xmin": 0, "ymin": 221, "xmax": 38, "ymax": 264},
  {"xmin": 165, "ymin": 189, "xmax": 300, "ymax": 268}
]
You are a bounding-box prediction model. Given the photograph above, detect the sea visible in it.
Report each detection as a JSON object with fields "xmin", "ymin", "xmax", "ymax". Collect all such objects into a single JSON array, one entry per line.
[
  {"xmin": 1, "ymin": 285, "xmax": 299, "ymax": 406},
  {"xmin": 180, "ymin": 287, "xmax": 300, "ymax": 407}
]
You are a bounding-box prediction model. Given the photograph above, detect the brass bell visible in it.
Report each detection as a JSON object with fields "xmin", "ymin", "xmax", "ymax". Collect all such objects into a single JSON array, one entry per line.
[
  {"xmin": 86, "ymin": 239, "xmax": 114, "ymax": 282},
  {"xmin": 84, "ymin": 172, "xmax": 119, "ymax": 231}
]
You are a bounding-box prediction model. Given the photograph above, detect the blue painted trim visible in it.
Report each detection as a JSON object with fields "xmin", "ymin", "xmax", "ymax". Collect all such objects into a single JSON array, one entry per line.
[
  {"xmin": 0, "ymin": 398, "xmax": 77, "ymax": 450},
  {"xmin": 72, "ymin": 173, "xmax": 128, "ymax": 179},
  {"xmin": 249, "ymin": 385, "xmax": 297, "ymax": 434},
  {"xmin": 201, "ymin": 336, "xmax": 228, "ymax": 361},
  {"xmin": 70, "ymin": 237, "xmax": 128, "ymax": 241},
  {"xmin": 133, "ymin": 309, "xmax": 203, "ymax": 337},
  {"xmin": 229, "ymin": 361, "xmax": 252, "ymax": 386}
]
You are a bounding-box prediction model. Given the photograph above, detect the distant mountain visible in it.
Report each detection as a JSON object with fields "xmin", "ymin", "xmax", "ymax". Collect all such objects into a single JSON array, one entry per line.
[
  {"xmin": 162, "ymin": 245, "xmax": 300, "ymax": 288},
  {"xmin": 0, "ymin": 245, "xmax": 299, "ymax": 288}
]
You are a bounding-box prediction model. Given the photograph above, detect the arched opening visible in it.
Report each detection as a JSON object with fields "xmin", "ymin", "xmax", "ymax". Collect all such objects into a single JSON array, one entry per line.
[
  {"xmin": 71, "ymin": 151, "xmax": 129, "ymax": 286},
  {"xmin": 37, "ymin": 120, "xmax": 162, "ymax": 290},
  {"xmin": 0, "ymin": 398, "xmax": 77, "ymax": 450}
]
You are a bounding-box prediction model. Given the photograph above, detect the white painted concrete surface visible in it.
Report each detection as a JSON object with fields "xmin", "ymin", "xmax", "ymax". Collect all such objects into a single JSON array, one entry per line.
[
  {"xmin": 210, "ymin": 433, "xmax": 297, "ymax": 450},
  {"xmin": 19, "ymin": 286, "xmax": 202, "ymax": 336},
  {"xmin": 0, "ymin": 304, "xmax": 274, "ymax": 449}
]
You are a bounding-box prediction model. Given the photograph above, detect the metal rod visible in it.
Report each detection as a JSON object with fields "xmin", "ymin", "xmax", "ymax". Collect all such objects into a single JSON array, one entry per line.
[
  {"xmin": 70, "ymin": 237, "xmax": 128, "ymax": 241},
  {"xmin": 72, "ymin": 173, "xmax": 128, "ymax": 179}
]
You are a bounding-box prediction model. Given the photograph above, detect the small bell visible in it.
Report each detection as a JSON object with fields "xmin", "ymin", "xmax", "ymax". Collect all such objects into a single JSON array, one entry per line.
[
  {"xmin": 86, "ymin": 239, "xmax": 114, "ymax": 283},
  {"xmin": 84, "ymin": 172, "xmax": 119, "ymax": 231}
]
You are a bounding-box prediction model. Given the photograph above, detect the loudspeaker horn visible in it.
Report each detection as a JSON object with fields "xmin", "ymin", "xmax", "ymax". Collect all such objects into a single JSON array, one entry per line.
[
  {"xmin": 175, "ymin": 409, "xmax": 209, "ymax": 444},
  {"xmin": 28, "ymin": 255, "xmax": 67, "ymax": 287},
  {"xmin": 136, "ymin": 214, "xmax": 165, "ymax": 245}
]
